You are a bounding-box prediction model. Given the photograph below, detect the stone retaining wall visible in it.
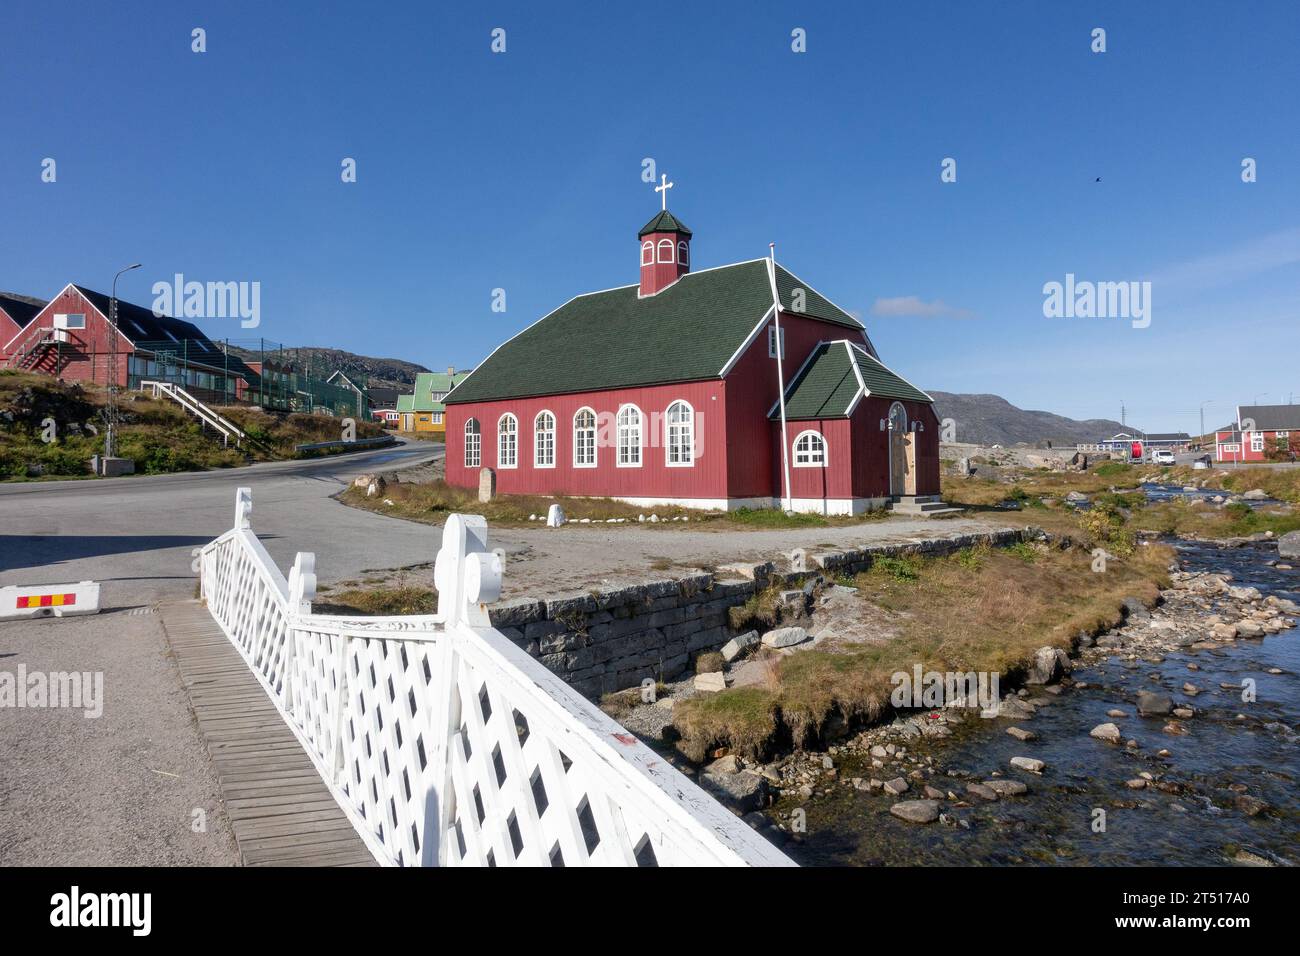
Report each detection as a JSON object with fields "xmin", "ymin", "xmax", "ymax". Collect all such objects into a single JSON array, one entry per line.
[{"xmin": 489, "ymin": 527, "xmax": 1035, "ymax": 698}]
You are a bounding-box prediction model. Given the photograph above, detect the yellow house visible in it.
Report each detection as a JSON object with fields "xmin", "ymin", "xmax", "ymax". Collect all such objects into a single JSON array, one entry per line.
[{"xmin": 399, "ymin": 368, "xmax": 470, "ymax": 434}]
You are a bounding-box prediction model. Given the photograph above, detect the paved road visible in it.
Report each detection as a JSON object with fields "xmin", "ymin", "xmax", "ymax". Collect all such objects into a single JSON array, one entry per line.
[{"xmin": 0, "ymin": 440, "xmax": 446, "ymax": 607}]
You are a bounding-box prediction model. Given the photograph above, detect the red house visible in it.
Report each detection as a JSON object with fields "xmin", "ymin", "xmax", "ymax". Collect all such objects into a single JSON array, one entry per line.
[
  {"xmin": 443, "ymin": 208, "xmax": 940, "ymax": 514},
  {"xmin": 1216, "ymin": 404, "xmax": 1300, "ymax": 463},
  {"xmin": 3, "ymin": 283, "xmax": 252, "ymax": 401},
  {"xmin": 0, "ymin": 292, "xmax": 47, "ymax": 361}
]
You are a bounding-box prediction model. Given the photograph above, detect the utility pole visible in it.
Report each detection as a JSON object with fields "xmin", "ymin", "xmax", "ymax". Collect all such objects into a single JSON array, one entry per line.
[
  {"xmin": 766, "ymin": 243, "xmax": 793, "ymax": 512},
  {"xmin": 104, "ymin": 262, "xmax": 142, "ymax": 463}
]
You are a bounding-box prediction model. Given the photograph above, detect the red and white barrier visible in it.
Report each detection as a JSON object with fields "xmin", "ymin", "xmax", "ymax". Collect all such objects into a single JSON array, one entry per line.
[{"xmin": 0, "ymin": 581, "xmax": 101, "ymax": 620}]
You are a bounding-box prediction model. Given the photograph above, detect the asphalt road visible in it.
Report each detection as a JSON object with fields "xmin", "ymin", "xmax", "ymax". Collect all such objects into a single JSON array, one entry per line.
[
  {"xmin": 0, "ymin": 440, "xmax": 444, "ymax": 865},
  {"xmin": 0, "ymin": 439, "xmax": 446, "ymax": 607}
]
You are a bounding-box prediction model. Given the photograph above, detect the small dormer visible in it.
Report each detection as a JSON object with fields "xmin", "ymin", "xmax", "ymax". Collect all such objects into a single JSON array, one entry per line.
[{"xmin": 638, "ymin": 210, "xmax": 692, "ymax": 297}]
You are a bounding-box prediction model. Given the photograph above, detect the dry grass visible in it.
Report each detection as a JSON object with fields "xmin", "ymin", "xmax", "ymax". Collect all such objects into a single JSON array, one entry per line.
[
  {"xmin": 313, "ymin": 585, "xmax": 437, "ymax": 616},
  {"xmin": 1219, "ymin": 467, "xmax": 1300, "ymax": 504},
  {"xmin": 673, "ymin": 540, "xmax": 1171, "ymax": 762},
  {"xmin": 341, "ymin": 478, "xmax": 888, "ymax": 530}
]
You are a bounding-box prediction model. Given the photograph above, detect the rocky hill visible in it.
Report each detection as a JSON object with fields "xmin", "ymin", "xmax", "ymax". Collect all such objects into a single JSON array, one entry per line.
[
  {"xmin": 927, "ymin": 391, "xmax": 1126, "ymax": 446},
  {"xmin": 225, "ymin": 345, "xmax": 430, "ymax": 390}
]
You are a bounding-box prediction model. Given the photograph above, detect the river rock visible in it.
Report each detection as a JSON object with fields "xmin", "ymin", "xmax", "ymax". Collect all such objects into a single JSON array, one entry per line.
[
  {"xmin": 984, "ymin": 779, "xmax": 1028, "ymax": 797},
  {"xmin": 1006, "ymin": 726, "xmax": 1037, "ymax": 742},
  {"xmin": 966, "ymin": 783, "xmax": 999, "ymax": 801},
  {"xmin": 1028, "ymin": 646, "xmax": 1071, "ymax": 685},
  {"xmin": 761, "ymin": 626, "xmax": 808, "ymax": 649},
  {"xmin": 923, "ymin": 785, "xmax": 946, "ymax": 800},
  {"xmin": 889, "ymin": 800, "xmax": 941, "ymax": 824},
  {"xmin": 699, "ymin": 769, "xmax": 768, "ymax": 812},
  {"xmin": 1010, "ymin": 756, "xmax": 1045, "ymax": 773},
  {"xmin": 1242, "ymin": 489, "xmax": 1269, "ymax": 500},
  {"xmin": 1091, "ymin": 722, "xmax": 1122, "ymax": 743},
  {"xmin": 1278, "ymin": 531, "xmax": 1300, "ymax": 560},
  {"xmin": 1235, "ymin": 620, "xmax": 1264, "ymax": 638},
  {"xmin": 1106, "ymin": 709, "xmax": 1128, "ymax": 718},
  {"xmin": 1137, "ymin": 691, "xmax": 1174, "ymax": 716},
  {"xmin": 883, "ymin": 777, "xmax": 910, "ymax": 796}
]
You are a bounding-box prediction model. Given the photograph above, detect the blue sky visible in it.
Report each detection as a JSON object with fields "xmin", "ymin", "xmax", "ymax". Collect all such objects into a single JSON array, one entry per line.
[{"xmin": 2, "ymin": 0, "xmax": 1296, "ymax": 435}]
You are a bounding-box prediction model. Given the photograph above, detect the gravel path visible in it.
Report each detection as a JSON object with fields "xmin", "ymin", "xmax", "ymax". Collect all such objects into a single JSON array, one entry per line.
[{"xmin": 0, "ymin": 610, "xmax": 239, "ymax": 865}]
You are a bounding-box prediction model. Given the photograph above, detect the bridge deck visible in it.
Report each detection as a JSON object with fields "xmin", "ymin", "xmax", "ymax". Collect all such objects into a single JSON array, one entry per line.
[{"xmin": 162, "ymin": 601, "xmax": 377, "ymax": 866}]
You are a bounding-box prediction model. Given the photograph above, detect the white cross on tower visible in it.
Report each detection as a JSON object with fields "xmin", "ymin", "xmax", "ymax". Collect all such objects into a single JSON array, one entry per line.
[{"xmin": 655, "ymin": 173, "xmax": 674, "ymax": 210}]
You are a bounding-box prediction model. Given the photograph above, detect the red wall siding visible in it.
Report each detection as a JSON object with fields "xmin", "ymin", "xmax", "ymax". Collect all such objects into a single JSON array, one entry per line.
[
  {"xmin": 852, "ymin": 396, "xmax": 941, "ymax": 497},
  {"xmin": 723, "ymin": 310, "xmax": 875, "ymax": 498},
  {"xmin": 445, "ymin": 379, "xmax": 729, "ymax": 500},
  {"xmin": 0, "ymin": 311, "xmax": 22, "ymax": 357},
  {"xmin": 5, "ymin": 288, "xmax": 131, "ymax": 385},
  {"xmin": 772, "ymin": 418, "xmax": 855, "ymax": 500}
]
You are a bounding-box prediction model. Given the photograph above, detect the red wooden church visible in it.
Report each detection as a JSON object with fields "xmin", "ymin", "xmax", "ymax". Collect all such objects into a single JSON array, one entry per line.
[{"xmin": 444, "ymin": 203, "xmax": 940, "ymax": 514}]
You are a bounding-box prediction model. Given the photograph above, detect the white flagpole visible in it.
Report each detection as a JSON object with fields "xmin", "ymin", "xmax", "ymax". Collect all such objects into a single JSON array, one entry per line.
[{"xmin": 767, "ymin": 244, "xmax": 793, "ymax": 512}]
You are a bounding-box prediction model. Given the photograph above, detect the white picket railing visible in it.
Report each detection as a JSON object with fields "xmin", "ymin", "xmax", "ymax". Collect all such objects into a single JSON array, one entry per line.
[
  {"xmin": 198, "ymin": 487, "xmax": 794, "ymax": 867},
  {"xmin": 141, "ymin": 379, "xmax": 246, "ymax": 447}
]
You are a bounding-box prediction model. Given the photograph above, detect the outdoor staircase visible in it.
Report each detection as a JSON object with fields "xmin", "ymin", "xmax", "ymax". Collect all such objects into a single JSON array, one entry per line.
[
  {"xmin": 5, "ymin": 332, "xmax": 58, "ymax": 372},
  {"xmin": 887, "ymin": 494, "xmax": 965, "ymax": 518},
  {"xmin": 140, "ymin": 380, "xmax": 247, "ymax": 448}
]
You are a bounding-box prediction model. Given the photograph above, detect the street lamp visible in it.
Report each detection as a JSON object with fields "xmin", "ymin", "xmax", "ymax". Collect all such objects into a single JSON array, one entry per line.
[{"xmin": 104, "ymin": 262, "xmax": 143, "ymax": 463}]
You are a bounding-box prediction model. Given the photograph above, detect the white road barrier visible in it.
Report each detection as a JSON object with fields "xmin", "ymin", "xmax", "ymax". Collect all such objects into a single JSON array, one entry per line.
[
  {"xmin": 198, "ymin": 487, "xmax": 793, "ymax": 867},
  {"xmin": 1, "ymin": 581, "xmax": 102, "ymax": 620}
]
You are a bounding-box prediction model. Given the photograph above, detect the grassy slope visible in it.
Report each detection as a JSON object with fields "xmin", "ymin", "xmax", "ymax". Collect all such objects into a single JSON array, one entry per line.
[
  {"xmin": 674, "ymin": 540, "xmax": 1171, "ymax": 762},
  {"xmin": 0, "ymin": 370, "xmax": 385, "ymax": 479}
]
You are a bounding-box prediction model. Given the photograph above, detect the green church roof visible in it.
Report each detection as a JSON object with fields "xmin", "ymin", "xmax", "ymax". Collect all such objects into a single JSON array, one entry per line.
[
  {"xmin": 772, "ymin": 341, "xmax": 932, "ymax": 420},
  {"xmin": 445, "ymin": 259, "xmax": 868, "ymax": 405},
  {"xmin": 638, "ymin": 210, "xmax": 693, "ymax": 237}
]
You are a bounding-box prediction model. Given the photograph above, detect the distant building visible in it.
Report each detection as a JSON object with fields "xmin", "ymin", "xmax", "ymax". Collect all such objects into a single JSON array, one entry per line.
[
  {"xmin": 0, "ymin": 292, "xmax": 46, "ymax": 357},
  {"xmin": 400, "ymin": 368, "xmax": 471, "ymax": 435},
  {"xmin": 3, "ymin": 282, "xmax": 254, "ymax": 400},
  {"xmin": 2, "ymin": 283, "xmax": 363, "ymax": 416},
  {"xmin": 1216, "ymin": 405, "xmax": 1300, "ymax": 463},
  {"xmin": 1094, "ymin": 431, "xmax": 1190, "ymax": 453},
  {"xmin": 366, "ymin": 386, "xmax": 399, "ymax": 410}
]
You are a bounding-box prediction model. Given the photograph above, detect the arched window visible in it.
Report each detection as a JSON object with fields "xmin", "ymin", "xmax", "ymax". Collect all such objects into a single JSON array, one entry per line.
[
  {"xmin": 640, "ymin": 240, "xmax": 654, "ymax": 266},
  {"xmin": 666, "ymin": 400, "xmax": 694, "ymax": 467},
  {"xmin": 617, "ymin": 404, "xmax": 642, "ymax": 467},
  {"xmin": 464, "ymin": 418, "xmax": 481, "ymax": 468},
  {"xmin": 677, "ymin": 241, "xmax": 689, "ymax": 267},
  {"xmin": 888, "ymin": 402, "xmax": 907, "ymax": 434},
  {"xmin": 793, "ymin": 430, "xmax": 827, "ymax": 467},
  {"xmin": 573, "ymin": 407, "xmax": 597, "ymax": 467},
  {"xmin": 497, "ymin": 413, "xmax": 517, "ymax": 468},
  {"xmin": 656, "ymin": 239, "xmax": 674, "ymax": 264},
  {"xmin": 534, "ymin": 410, "xmax": 555, "ymax": 468}
]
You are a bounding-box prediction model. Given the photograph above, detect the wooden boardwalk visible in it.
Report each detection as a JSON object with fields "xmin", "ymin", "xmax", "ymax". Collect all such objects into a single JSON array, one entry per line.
[{"xmin": 162, "ymin": 601, "xmax": 377, "ymax": 867}]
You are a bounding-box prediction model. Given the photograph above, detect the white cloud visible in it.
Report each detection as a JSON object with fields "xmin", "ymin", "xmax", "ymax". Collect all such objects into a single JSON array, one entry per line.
[
  {"xmin": 1146, "ymin": 226, "xmax": 1300, "ymax": 294},
  {"xmin": 870, "ymin": 295, "xmax": 974, "ymax": 319}
]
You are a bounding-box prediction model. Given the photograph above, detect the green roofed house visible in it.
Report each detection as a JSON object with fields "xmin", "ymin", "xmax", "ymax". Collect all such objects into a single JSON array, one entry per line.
[
  {"xmin": 443, "ymin": 199, "xmax": 943, "ymax": 514},
  {"xmin": 399, "ymin": 368, "xmax": 471, "ymax": 434}
]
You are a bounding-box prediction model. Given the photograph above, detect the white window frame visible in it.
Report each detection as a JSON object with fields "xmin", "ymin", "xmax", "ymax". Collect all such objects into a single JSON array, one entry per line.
[
  {"xmin": 431, "ymin": 411, "xmax": 443, "ymax": 425},
  {"xmin": 1277, "ymin": 431, "xmax": 1290, "ymax": 439},
  {"xmin": 464, "ymin": 418, "xmax": 481, "ymax": 468},
  {"xmin": 1251, "ymin": 431, "xmax": 1264, "ymax": 453},
  {"xmin": 573, "ymin": 407, "xmax": 597, "ymax": 468},
  {"xmin": 497, "ymin": 413, "xmax": 518, "ymax": 469},
  {"xmin": 665, "ymin": 400, "xmax": 695, "ymax": 467},
  {"xmin": 656, "ymin": 239, "xmax": 674, "ymax": 264},
  {"xmin": 640, "ymin": 240, "xmax": 654, "ymax": 266},
  {"xmin": 793, "ymin": 429, "xmax": 827, "ymax": 468},
  {"xmin": 677, "ymin": 241, "xmax": 689, "ymax": 267},
  {"xmin": 768, "ymin": 325, "xmax": 785, "ymax": 359},
  {"xmin": 617, "ymin": 404, "xmax": 643, "ymax": 467},
  {"xmin": 55, "ymin": 313, "xmax": 86, "ymax": 330},
  {"xmin": 534, "ymin": 410, "xmax": 556, "ymax": 468}
]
